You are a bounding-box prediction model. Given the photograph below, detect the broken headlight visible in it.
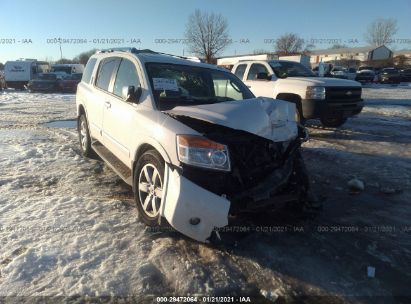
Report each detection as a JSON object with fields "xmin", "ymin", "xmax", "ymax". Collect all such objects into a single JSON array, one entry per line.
[{"xmin": 177, "ymin": 135, "xmax": 231, "ymax": 171}]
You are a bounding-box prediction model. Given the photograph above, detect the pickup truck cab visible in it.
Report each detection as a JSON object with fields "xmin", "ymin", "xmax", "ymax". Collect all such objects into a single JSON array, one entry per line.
[
  {"xmin": 76, "ymin": 48, "xmax": 311, "ymax": 242},
  {"xmin": 232, "ymin": 60, "xmax": 364, "ymax": 127}
]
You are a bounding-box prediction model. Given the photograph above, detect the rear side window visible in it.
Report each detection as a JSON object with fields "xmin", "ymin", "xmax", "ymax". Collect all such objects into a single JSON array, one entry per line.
[
  {"xmin": 113, "ymin": 59, "xmax": 140, "ymax": 97},
  {"xmin": 96, "ymin": 57, "xmax": 119, "ymax": 91},
  {"xmin": 234, "ymin": 64, "xmax": 247, "ymax": 79},
  {"xmin": 82, "ymin": 58, "xmax": 97, "ymax": 84}
]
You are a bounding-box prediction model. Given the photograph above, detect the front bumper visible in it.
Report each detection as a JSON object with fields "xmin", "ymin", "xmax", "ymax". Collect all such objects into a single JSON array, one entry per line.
[
  {"xmin": 160, "ymin": 165, "xmax": 230, "ymax": 242},
  {"xmin": 302, "ymin": 99, "xmax": 364, "ymax": 119},
  {"xmin": 159, "ymin": 137, "xmax": 308, "ymax": 242}
]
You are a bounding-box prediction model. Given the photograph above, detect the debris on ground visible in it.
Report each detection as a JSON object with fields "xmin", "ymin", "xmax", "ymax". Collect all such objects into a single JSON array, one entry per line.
[
  {"xmin": 379, "ymin": 186, "xmax": 402, "ymax": 195},
  {"xmin": 260, "ymin": 289, "xmax": 279, "ymax": 302},
  {"xmin": 347, "ymin": 178, "xmax": 365, "ymax": 193}
]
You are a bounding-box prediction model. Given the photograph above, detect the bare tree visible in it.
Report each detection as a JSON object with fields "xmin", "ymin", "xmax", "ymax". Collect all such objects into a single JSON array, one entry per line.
[
  {"xmin": 365, "ymin": 18, "xmax": 398, "ymax": 46},
  {"xmin": 73, "ymin": 49, "xmax": 97, "ymax": 65},
  {"xmin": 185, "ymin": 10, "xmax": 231, "ymax": 63},
  {"xmin": 275, "ymin": 33, "xmax": 305, "ymax": 55}
]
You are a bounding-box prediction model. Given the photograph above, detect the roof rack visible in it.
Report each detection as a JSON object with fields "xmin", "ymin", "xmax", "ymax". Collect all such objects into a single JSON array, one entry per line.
[
  {"xmin": 95, "ymin": 48, "xmax": 202, "ymax": 62},
  {"xmin": 96, "ymin": 48, "xmax": 157, "ymax": 54}
]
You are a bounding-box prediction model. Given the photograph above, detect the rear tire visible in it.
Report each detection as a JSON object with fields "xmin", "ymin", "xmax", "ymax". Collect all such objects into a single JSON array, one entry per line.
[
  {"xmin": 78, "ymin": 114, "xmax": 95, "ymax": 158},
  {"xmin": 320, "ymin": 114, "xmax": 347, "ymax": 128},
  {"xmin": 134, "ymin": 150, "xmax": 165, "ymax": 227}
]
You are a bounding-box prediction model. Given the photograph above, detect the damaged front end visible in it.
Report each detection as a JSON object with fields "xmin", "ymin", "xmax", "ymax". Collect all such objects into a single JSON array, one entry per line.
[
  {"xmin": 170, "ymin": 116, "xmax": 310, "ymax": 214},
  {"xmin": 159, "ymin": 98, "xmax": 311, "ymax": 242}
]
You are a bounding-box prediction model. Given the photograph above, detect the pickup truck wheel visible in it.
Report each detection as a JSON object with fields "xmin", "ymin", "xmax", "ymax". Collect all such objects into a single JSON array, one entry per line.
[
  {"xmin": 320, "ymin": 114, "xmax": 347, "ymax": 128},
  {"xmin": 134, "ymin": 150, "xmax": 164, "ymax": 226},
  {"xmin": 78, "ymin": 114, "xmax": 95, "ymax": 158}
]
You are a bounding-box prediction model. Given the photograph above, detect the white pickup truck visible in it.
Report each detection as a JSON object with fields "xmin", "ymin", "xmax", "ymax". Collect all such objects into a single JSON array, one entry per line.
[{"xmin": 232, "ymin": 60, "xmax": 364, "ymax": 127}]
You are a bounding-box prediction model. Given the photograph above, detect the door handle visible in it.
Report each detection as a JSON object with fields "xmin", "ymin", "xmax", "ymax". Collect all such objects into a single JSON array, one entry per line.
[{"xmin": 104, "ymin": 101, "xmax": 111, "ymax": 109}]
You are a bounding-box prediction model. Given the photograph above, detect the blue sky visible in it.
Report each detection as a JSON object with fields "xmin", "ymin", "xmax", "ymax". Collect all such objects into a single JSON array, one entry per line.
[{"xmin": 1, "ymin": 0, "xmax": 410, "ymax": 63}]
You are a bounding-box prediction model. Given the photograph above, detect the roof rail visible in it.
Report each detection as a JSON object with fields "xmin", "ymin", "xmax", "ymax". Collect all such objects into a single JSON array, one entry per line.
[
  {"xmin": 155, "ymin": 52, "xmax": 201, "ymax": 62},
  {"xmin": 95, "ymin": 48, "xmax": 202, "ymax": 62},
  {"xmin": 96, "ymin": 48, "xmax": 157, "ymax": 54}
]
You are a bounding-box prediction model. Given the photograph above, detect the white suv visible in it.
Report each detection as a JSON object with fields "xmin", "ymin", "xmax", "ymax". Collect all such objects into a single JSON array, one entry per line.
[{"xmin": 76, "ymin": 48, "xmax": 310, "ymax": 242}]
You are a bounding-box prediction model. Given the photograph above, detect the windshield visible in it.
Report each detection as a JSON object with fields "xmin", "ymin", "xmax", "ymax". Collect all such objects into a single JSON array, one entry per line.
[
  {"xmin": 146, "ymin": 63, "xmax": 254, "ymax": 110},
  {"xmin": 269, "ymin": 61, "xmax": 315, "ymax": 77}
]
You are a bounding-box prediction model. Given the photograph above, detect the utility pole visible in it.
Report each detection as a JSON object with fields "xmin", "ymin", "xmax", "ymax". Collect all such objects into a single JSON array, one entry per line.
[{"xmin": 59, "ymin": 40, "xmax": 63, "ymax": 60}]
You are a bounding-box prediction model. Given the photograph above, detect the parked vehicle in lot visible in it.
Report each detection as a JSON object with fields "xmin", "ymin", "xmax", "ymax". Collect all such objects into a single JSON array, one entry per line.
[
  {"xmin": 26, "ymin": 72, "xmax": 62, "ymax": 92},
  {"xmin": 355, "ymin": 69, "xmax": 376, "ymax": 84},
  {"xmin": 399, "ymin": 68, "xmax": 411, "ymax": 82},
  {"xmin": 232, "ymin": 60, "xmax": 363, "ymax": 127},
  {"xmin": 330, "ymin": 66, "xmax": 348, "ymax": 79},
  {"xmin": 58, "ymin": 73, "xmax": 82, "ymax": 92},
  {"xmin": 357, "ymin": 66, "xmax": 374, "ymax": 72},
  {"xmin": 377, "ymin": 68, "xmax": 401, "ymax": 84},
  {"xmin": 51, "ymin": 64, "xmax": 85, "ymax": 75},
  {"xmin": 76, "ymin": 48, "xmax": 311, "ymax": 242},
  {"xmin": 330, "ymin": 66, "xmax": 357, "ymax": 80},
  {"xmin": 4, "ymin": 59, "xmax": 50, "ymax": 89}
]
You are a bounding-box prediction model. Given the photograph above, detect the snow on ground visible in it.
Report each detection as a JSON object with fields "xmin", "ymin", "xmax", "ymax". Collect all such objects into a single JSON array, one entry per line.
[{"xmin": 0, "ymin": 87, "xmax": 410, "ymax": 303}]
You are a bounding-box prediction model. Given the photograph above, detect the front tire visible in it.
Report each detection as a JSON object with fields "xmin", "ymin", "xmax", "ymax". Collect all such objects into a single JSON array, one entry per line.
[
  {"xmin": 134, "ymin": 150, "xmax": 165, "ymax": 226},
  {"xmin": 320, "ymin": 113, "xmax": 347, "ymax": 128}
]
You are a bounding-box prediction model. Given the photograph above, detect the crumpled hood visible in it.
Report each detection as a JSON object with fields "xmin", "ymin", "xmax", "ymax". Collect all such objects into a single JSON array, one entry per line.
[
  {"xmin": 165, "ymin": 97, "xmax": 298, "ymax": 142},
  {"xmin": 278, "ymin": 77, "xmax": 361, "ymax": 87}
]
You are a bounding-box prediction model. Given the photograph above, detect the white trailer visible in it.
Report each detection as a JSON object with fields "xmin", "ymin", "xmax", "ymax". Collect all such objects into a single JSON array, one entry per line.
[
  {"xmin": 4, "ymin": 59, "xmax": 50, "ymax": 89},
  {"xmin": 278, "ymin": 55, "xmax": 311, "ymax": 68}
]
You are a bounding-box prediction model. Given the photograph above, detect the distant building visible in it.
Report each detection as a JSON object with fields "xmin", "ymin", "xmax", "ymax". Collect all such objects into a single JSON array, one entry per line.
[
  {"xmin": 394, "ymin": 49, "xmax": 411, "ymax": 57},
  {"xmin": 216, "ymin": 53, "xmax": 312, "ymax": 69},
  {"xmin": 310, "ymin": 45, "xmax": 393, "ymax": 64},
  {"xmin": 393, "ymin": 49, "xmax": 411, "ymax": 66}
]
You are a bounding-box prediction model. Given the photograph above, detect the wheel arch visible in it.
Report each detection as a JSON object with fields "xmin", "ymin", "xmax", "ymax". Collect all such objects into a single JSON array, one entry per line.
[
  {"xmin": 276, "ymin": 93, "xmax": 303, "ymax": 115},
  {"xmin": 77, "ymin": 104, "xmax": 86, "ymax": 118},
  {"xmin": 131, "ymin": 141, "xmax": 171, "ymax": 192}
]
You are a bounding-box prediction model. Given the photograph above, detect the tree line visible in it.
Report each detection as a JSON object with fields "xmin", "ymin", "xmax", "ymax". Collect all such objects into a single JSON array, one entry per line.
[{"xmin": 0, "ymin": 14, "xmax": 400, "ymax": 67}]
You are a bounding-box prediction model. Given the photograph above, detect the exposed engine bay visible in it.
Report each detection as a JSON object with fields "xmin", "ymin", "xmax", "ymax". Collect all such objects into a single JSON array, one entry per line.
[{"xmin": 169, "ymin": 115, "xmax": 310, "ymax": 214}]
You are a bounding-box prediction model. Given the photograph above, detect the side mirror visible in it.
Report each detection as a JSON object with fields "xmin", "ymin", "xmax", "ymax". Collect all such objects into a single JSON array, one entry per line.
[
  {"xmin": 256, "ymin": 72, "xmax": 270, "ymax": 80},
  {"xmin": 122, "ymin": 85, "xmax": 142, "ymax": 103}
]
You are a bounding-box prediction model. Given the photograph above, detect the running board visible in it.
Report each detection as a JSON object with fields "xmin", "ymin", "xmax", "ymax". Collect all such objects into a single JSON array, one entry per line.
[{"xmin": 92, "ymin": 141, "xmax": 132, "ymax": 185}]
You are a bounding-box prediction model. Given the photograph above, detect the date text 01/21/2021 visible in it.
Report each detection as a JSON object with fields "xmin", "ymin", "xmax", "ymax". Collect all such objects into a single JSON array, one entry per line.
[{"xmin": 155, "ymin": 296, "xmax": 252, "ymax": 302}]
